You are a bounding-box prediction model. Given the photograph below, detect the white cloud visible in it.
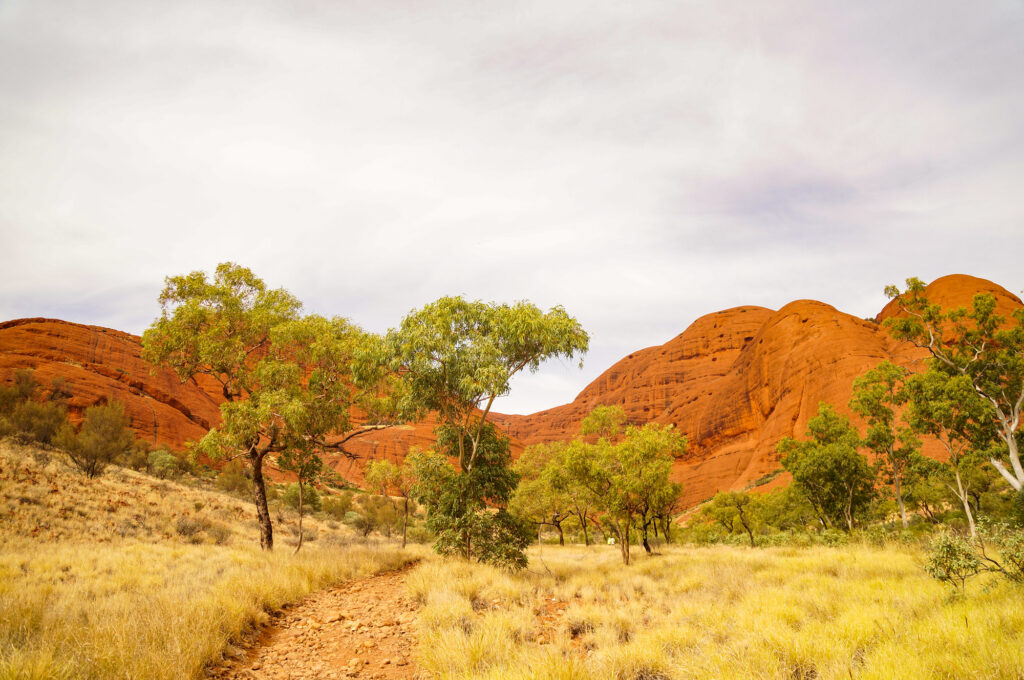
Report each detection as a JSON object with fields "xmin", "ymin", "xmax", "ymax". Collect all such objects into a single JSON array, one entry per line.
[{"xmin": 0, "ymin": 0, "xmax": 1022, "ymax": 414}]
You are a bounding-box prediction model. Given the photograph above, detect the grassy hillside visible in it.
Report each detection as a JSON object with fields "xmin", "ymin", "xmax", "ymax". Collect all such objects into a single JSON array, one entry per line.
[
  {"xmin": 0, "ymin": 442, "xmax": 420, "ymax": 680},
  {"xmin": 408, "ymin": 544, "xmax": 1024, "ymax": 680}
]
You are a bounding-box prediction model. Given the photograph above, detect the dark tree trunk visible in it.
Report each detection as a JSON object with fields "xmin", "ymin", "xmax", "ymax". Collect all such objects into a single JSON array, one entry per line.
[
  {"xmin": 294, "ymin": 475, "xmax": 305, "ymax": 554},
  {"xmin": 737, "ymin": 506, "xmax": 754, "ymax": 548},
  {"xmin": 402, "ymin": 497, "xmax": 409, "ymax": 549},
  {"xmin": 579, "ymin": 511, "xmax": 590, "ymax": 546},
  {"xmin": 641, "ymin": 518, "xmax": 653, "ymax": 554},
  {"xmin": 556, "ymin": 521, "xmax": 564, "ymax": 546},
  {"xmin": 250, "ymin": 449, "xmax": 273, "ymax": 551}
]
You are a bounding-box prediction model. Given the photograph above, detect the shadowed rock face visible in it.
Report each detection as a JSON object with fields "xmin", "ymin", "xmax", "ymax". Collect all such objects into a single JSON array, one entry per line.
[{"xmin": 1, "ymin": 275, "xmax": 1019, "ymax": 504}]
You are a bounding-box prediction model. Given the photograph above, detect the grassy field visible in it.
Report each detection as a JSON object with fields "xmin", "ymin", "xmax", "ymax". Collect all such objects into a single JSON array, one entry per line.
[
  {"xmin": 0, "ymin": 443, "xmax": 422, "ymax": 680},
  {"xmin": 408, "ymin": 544, "xmax": 1024, "ymax": 680}
]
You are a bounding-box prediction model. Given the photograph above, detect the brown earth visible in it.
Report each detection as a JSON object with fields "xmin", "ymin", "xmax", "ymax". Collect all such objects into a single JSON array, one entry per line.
[
  {"xmin": 1, "ymin": 274, "xmax": 1020, "ymax": 505},
  {"xmin": 207, "ymin": 565, "xmax": 422, "ymax": 680}
]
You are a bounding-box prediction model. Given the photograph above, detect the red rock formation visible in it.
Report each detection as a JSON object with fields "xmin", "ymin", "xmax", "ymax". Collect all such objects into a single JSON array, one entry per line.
[
  {"xmin": 494, "ymin": 274, "xmax": 1022, "ymax": 505},
  {"xmin": 2, "ymin": 275, "xmax": 1018, "ymax": 504},
  {"xmin": 0, "ymin": 318, "xmax": 223, "ymax": 448}
]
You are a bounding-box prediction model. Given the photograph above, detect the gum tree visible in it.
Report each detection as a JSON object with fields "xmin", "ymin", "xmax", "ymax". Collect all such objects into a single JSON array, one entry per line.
[
  {"xmin": 905, "ymin": 370, "xmax": 991, "ymax": 537},
  {"xmin": 885, "ymin": 278, "xmax": 1024, "ymax": 491},
  {"xmin": 381, "ymin": 296, "xmax": 588, "ymax": 567},
  {"xmin": 564, "ymin": 409, "xmax": 686, "ymax": 564},
  {"xmin": 364, "ymin": 458, "xmax": 416, "ymax": 548},
  {"xmin": 849, "ymin": 361, "xmax": 921, "ymax": 528},
  {"xmin": 143, "ymin": 264, "xmax": 385, "ymax": 550},
  {"xmin": 778, "ymin": 403, "xmax": 877, "ymax": 532}
]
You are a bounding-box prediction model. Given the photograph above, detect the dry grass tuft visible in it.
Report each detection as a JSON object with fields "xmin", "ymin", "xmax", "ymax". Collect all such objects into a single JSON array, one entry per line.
[
  {"xmin": 0, "ymin": 442, "xmax": 421, "ymax": 680},
  {"xmin": 410, "ymin": 544, "xmax": 1024, "ymax": 679}
]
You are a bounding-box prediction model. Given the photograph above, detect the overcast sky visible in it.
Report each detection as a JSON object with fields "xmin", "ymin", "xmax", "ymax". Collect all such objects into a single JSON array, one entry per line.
[{"xmin": 1, "ymin": 1, "xmax": 1022, "ymax": 414}]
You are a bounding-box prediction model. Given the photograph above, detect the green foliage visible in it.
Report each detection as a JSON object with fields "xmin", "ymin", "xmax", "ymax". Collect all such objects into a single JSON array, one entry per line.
[
  {"xmin": 142, "ymin": 263, "xmax": 385, "ymax": 551},
  {"xmin": 216, "ymin": 460, "xmax": 249, "ymax": 493},
  {"xmin": 510, "ymin": 442, "xmax": 574, "ymax": 544},
  {"xmin": 778, "ymin": 403, "xmax": 877, "ymax": 532},
  {"xmin": 703, "ymin": 492, "xmax": 761, "ymax": 547},
  {"xmin": 563, "ymin": 410, "xmax": 686, "ymax": 564},
  {"xmin": 579, "ymin": 405, "xmax": 627, "ymax": 439},
  {"xmin": 351, "ymin": 512, "xmax": 378, "ymax": 537},
  {"xmin": 0, "ymin": 369, "xmax": 69, "ymax": 445},
  {"xmin": 283, "ymin": 483, "xmax": 322, "ymax": 512},
  {"xmin": 886, "ymin": 278, "xmax": 1024, "ymax": 491},
  {"xmin": 411, "ymin": 425, "xmax": 533, "ymax": 568},
  {"xmin": 55, "ymin": 402, "xmax": 134, "ymax": 478},
  {"xmin": 850, "ymin": 361, "xmax": 920, "ymax": 527},
  {"xmin": 148, "ymin": 449, "xmax": 182, "ymax": 479},
  {"xmin": 383, "ymin": 296, "xmax": 587, "ymax": 567},
  {"xmin": 322, "ymin": 492, "xmax": 354, "ymax": 520}
]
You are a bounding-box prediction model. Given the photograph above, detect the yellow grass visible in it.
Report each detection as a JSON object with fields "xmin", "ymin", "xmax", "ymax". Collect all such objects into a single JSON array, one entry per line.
[
  {"xmin": 0, "ymin": 443, "xmax": 423, "ymax": 680},
  {"xmin": 408, "ymin": 544, "xmax": 1024, "ymax": 680}
]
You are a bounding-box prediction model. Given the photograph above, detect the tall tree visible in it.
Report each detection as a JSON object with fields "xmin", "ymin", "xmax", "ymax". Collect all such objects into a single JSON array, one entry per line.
[
  {"xmin": 564, "ymin": 415, "xmax": 685, "ymax": 565},
  {"xmin": 364, "ymin": 458, "xmax": 416, "ymax": 548},
  {"xmin": 511, "ymin": 442, "xmax": 573, "ymax": 545},
  {"xmin": 143, "ymin": 264, "xmax": 383, "ymax": 550},
  {"xmin": 904, "ymin": 369, "xmax": 991, "ymax": 537},
  {"xmin": 849, "ymin": 361, "xmax": 921, "ymax": 528},
  {"xmin": 778, "ymin": 403, "xmax": 877, "ymax": 532},
  {"xmin": 885, "ymin": 278, "xmax": 1024, "ymax": 491},
  {"xmin": 381, "ymin": 296, "xmax": 588, "ymax": 567},
  {"xmin": 703, "ymin": 491, "xmax": 760, "ymax": 547}
]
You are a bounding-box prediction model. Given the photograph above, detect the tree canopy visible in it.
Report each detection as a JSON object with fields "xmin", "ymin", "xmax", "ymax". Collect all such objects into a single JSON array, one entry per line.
[
  {"xmin": 778, "ymin": 403, "xmax": 877, "ymax": 532},
  {"xmin": 885, "ymin": 278, "xmax": 1024, "ymax": 491},
  {"xmin": 143, "ymin": 263, "xmax": 386, "ymax": 550}
]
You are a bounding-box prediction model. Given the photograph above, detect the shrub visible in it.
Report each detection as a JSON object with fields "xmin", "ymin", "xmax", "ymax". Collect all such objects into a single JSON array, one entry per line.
[
  {"xmin": 120, "ymin": 439, "xmax": 152, "ymax": 471},
  {"xmin": 56, "ymin": 402, "xmax": 134, "ymax": 478},
  {"xmin": 215, "ymin": 461, "xmax": 249, "ymax": 494},
  {"xmin": 322, "ymin": 491, "xmax": 354, "ymax": 519},
  {"xmin": 6, "ymin": 400, "xmax": 68, "ymax": 445},
  {"xmin": 925, "ymin": 531, "xmax": 981, "ymax": 592},
  {"xmin": 148, "ymin": 449, "xmax": 182, "ymax": 479},
  {"xmin": 282, "ymin": 483, "xmax": 321, "ymax": 512},
  {"xmin": 351, "ymin": 513, "xmax": 377, "ymax": 537}
]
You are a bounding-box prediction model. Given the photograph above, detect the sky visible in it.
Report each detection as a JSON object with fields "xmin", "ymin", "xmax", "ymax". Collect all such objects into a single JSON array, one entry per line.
[{"xmin": 1, "ymin": 0, "xmax": 1022, "ymax": 414}]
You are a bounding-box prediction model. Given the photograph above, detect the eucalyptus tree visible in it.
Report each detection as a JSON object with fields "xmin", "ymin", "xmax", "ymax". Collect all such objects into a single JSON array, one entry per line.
[
  {"xmin": 905, "ymin": 370, "xmax": 991, "ymax": 537},
  {"xmin": 778, "ymin": 403, "xmax": 877, "ymax": 532},
  {"xmin": 364, "ymin": 458, "xmax": 416, "ymax": 548},
  {"xmin": 381, "ymin": 296, "xmax": 588, "ymax": 567},
  {"xmin": 704, "ymin": 491, "xmax": 760, "ymax": 547},
  {"xmin": 849, "ymin": 361, "xmax": 921, "ymax": 528},
  {"xmin": 885, "ymin": 278, "xmax": 1024, "ymax": 491},
  {"xmin": 143, "ymin": 264, "xmax": 384, "ymax": 550},
  {"xmin": 511, "ymin": 442, "xmax": 574, "ymax": 545},
  {"xmin": 564, "ymin": 414, "xmax": 686, "ymax": 565}
]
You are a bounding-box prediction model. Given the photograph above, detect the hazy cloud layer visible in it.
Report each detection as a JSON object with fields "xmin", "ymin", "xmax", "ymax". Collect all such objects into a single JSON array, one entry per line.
[{"xmin": 1, "ymin": 0, "xmax": 1022, "ymax": 413}]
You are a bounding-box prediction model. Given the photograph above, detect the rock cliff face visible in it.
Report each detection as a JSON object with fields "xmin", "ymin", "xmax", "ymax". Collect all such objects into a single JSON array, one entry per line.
[
  {"xmin": 494, "ymin": 274, "xmax": 1022, "ymax": 505},
  {"xmin": 1, "ymin": 275, "xmax": 1019, "ymax": 505},
  {"xmin": 0, "ymin": 318, "xmax": 223, "ymax": 447}
]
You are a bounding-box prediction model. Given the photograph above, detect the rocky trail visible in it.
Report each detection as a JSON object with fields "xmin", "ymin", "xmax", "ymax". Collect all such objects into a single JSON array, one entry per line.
[{"xmin": 207, "ymin": 565, "xmax": 423, "ymax": 680}]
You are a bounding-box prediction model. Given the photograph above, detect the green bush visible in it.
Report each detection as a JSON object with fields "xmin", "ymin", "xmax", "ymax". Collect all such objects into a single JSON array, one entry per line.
[
  {"xmin": 322, "ymin": 491, "xmax": 353, "ymax": 519},
  {"xmin": 925, "ymin": 531, "xmax": 981, "ymax": 592},
  {"xmin": 6, "ymin": 400, "xmax": 68, "ymax": 445},
  {"xmin": 283, "ymin": 483, "xmax": 321, "ymax": 512},
  {"xmin": 405, "ymin": 524, "xmax": 434, "ymax": 544},
  {"xmin": 148, "ymin": 449, "xmax": 182, "ymax": 479},
  {"xmin": 56, "ymin": 402, "xmax": 134, "ymax": 478},
  {"xmin": 215, "ymin": 461, "xmax": 249, "ymax": 494},
  {"xmin": 351, "ymin": 513, "xmax": 377, "ymax": 537}
]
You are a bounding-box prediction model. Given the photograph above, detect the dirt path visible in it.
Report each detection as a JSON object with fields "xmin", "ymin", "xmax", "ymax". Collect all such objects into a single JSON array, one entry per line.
[{"xmin": 207, "ymin": 565, "xmax": 423, "ymax": 680}]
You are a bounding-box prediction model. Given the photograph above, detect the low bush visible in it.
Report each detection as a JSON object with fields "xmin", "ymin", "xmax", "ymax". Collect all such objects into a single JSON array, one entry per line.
[{"xmin": 282, "ymin": 483, "xmax": 321, "ymax": 512}]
